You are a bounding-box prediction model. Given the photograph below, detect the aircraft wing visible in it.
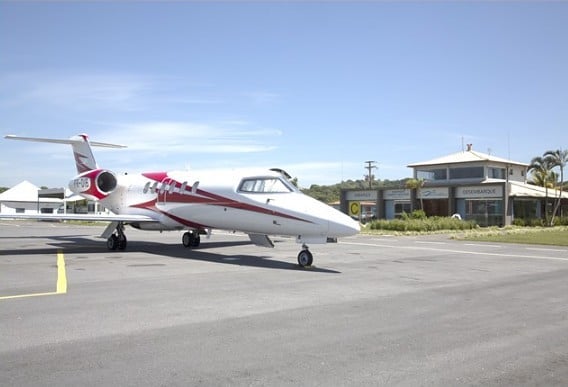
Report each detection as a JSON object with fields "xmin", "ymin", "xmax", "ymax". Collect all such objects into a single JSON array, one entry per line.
[{"xmin": 0, "ymin": 213, "xmax": 155, "ymax": 223}]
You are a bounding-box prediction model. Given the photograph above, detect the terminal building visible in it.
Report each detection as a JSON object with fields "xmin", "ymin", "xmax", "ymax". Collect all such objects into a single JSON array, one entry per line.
[{"xmin": 341, "ymin": 145, "xmax": 568, "ymax": 227}]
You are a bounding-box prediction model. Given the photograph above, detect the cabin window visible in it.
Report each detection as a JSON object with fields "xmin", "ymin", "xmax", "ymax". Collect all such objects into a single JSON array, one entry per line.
[
  {"xmin": 143, "ymin": 181, "xmax": 151, "ymax": 194},
  {"xmin": 180, "ymin": 181, "xmax": 187, "ymax": 194},
  {"xmin": 238, "ymin": 177, "xmax": 294, "ymax": 193}
]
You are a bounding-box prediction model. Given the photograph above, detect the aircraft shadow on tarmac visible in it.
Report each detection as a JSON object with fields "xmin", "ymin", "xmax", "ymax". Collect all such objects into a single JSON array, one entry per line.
[{"xmin": 0, "ymin": 235, "xmax": 341, "ymax": 274}]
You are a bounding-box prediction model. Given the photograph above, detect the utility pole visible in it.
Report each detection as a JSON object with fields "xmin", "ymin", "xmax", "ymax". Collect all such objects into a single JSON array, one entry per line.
[{"xmin": 364, "ymin": 161, "xmax": 377, "ymax": 189}]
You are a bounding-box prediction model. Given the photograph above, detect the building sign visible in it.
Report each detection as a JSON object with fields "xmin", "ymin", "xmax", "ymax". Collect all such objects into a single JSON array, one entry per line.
[
  {"xmin": 345, "ymin": 190, "xmax": 378, "ymax": 201},
  {"xmin": 456, "ymin": 185, "xmax": 503, "ymax": 198},
  {"xmin": 383, "ymin": 189, "xmax": 410, "ymax": 200},
  {"xmin": 418, "ymin": 187, "xmax": 449, "ymax": 199}
]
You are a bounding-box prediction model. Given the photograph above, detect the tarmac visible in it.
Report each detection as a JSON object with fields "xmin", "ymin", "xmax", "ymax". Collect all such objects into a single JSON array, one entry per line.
[{"xmin": 1, "ymin": 221, "xmax": 568, "ymax": 386}]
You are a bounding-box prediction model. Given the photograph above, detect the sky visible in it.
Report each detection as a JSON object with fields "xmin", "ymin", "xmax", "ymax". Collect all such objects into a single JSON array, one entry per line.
[{"xmin": 1, "ymin": 1, "xmax": 567, "ymax": 189}]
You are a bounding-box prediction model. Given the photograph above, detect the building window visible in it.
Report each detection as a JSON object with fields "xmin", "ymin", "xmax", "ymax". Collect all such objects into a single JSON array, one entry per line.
[
  {"xmin": 16, "ymin": 208, "xmax": 25, "ymax": 213},
  {"xmin": 449, "ymin": 166, "xmax": 484, "ymax": 180},
  {"xmin": 394, "ymin": 201, "xmax": 412, "ymax": 218},
  {"xmin": 464, "ymin": 199, "xmax": 503, "ymax": 227},
  {"xmin": 417, "ymin": 169, "xmax": 447, "ymax": 181},
  {"xmin": 488, "ymin": 167, "xmax": 506, "ymax": 179}
]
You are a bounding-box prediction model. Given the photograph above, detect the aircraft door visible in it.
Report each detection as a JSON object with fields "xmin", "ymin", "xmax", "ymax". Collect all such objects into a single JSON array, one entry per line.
[{"xmin": 159, "ymin": 177, "xmax": 175, "ymax": 205}]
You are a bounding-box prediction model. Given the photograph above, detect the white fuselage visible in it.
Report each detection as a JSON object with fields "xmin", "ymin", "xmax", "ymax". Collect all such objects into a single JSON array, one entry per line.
[{"xmin": 97, "ymin": 169, "xmax": 359, "ymax": 243}]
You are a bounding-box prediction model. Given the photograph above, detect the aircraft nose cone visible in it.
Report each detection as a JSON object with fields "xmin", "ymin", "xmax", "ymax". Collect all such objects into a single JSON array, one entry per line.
[{"xmin": 328, "ymin": 214, "xmax": 360, "ymax": 237}]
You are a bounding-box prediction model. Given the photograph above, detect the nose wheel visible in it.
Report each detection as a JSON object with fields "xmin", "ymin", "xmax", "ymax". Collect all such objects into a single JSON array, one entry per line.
[{"xmin": 297, "ymin": 245, "xmax": 313, "ymax": 267}]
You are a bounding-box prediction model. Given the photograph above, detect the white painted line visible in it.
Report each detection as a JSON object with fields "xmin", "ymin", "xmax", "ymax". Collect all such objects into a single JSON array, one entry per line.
[
  {"xmin": 340, "ymin": 241, "xmax": 568, "ymax": 262},
  {"xmin": 416, "ymin": 241, "xmax": 447, "ymax": 245},
  {"xmin": 464, "ymin": 243, "xmax": 503, "ymax": 248},
  {"xmin": 525, "ymin": 247, "xmax": 567, "ymax": 253},
  {"xmin": 0, "ymin": 222, "xmax": 20, "ymax": 227}
]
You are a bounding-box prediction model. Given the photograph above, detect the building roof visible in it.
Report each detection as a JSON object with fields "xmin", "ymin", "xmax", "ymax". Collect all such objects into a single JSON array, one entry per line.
[
  {"xmin": 509, "ymin": 181, "xmax": 568, "ymax": 199},
  {"xmin": 408, "ymin": 149, "xmax": 529, "ymax": 168},
  {"xmin": 0, "ymin": 180, "xmax": 41, "ymax": 202}
]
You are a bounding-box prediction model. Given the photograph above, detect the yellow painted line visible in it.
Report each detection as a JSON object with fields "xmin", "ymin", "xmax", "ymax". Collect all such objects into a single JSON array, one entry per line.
[
  {"xmin": 0, "ymin": 250, "xmax": 67, "ymax": 300},
  {"xmin": 56, "ymin": 250, "xmax": 67, "ymax": 294}
]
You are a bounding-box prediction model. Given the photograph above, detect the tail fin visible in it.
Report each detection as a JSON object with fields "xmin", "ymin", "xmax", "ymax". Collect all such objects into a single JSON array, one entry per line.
[{"xmin": 5, "ymin": 133, "xmax": 125, "ymax": 174}]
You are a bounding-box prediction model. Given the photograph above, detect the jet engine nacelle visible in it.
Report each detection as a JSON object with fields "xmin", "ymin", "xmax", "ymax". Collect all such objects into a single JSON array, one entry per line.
[{"xmin": 69, "ymin": 168, "xmax": 118, "ymax": 200}]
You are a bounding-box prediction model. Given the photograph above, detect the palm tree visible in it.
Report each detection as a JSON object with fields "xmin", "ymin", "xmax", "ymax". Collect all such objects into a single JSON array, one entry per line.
[
  {"xmin": 405, "ymin": 178, "xmax": 425, "ymax": 211},
  {"xmin": 544, "ymin": 149, "xmax": 568, "ymax": 222},
  {"xmin": 528, "ymin": 156, "xmax": 556, "ymax": 225}
]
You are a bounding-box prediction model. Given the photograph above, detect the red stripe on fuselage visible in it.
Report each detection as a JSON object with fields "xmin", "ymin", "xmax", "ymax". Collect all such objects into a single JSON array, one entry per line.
[
  {"xmin": 136, "ymin": 172, "xmax": 313, "ymax": 224},
  {"xmin": 130, "ymin": 198, "xmax": 208, "ymax": 229}
]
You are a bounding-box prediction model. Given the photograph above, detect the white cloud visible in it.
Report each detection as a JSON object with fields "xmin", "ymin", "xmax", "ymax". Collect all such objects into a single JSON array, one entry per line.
[
  {"xmin": 94, "ymin": 121, "xmax": 281, "ymax": 154},
  {"xmin": 0, "ymin": 72, "xmax": 153, "ymax": 111}
]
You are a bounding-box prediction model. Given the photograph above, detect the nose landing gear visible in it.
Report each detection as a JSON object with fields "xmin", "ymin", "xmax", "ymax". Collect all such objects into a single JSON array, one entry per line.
[{"xmin": 297, "ymin": 244, "xmax": 313, "ymax": 267}]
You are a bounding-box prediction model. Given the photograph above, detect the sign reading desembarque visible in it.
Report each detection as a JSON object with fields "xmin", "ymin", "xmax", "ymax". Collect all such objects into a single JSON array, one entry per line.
[
  {"xmin": 345, "ymin": 190, "xmax": 379, "ymax": 201},
  {"xmin": 456, "ymin": 185, "xmax": 503, "ymax": 198}
]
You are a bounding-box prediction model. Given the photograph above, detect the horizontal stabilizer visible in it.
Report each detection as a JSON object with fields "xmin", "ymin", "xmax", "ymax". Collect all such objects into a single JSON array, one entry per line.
[
  {"xmin": 5, "ymin": 133, "xmax": 126, "ymax": 173},
  {"xmin": 248, "ymin": 233, "xmax": 274, "ymax": 248},
  {"xmin": 4, "ymin": 134, "xmax": 126, "ymax": 148}
]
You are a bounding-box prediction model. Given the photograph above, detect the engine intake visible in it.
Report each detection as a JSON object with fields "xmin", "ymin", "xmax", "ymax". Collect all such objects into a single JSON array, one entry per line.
[{"xmin": 69, "ymin": 169, "xmax": 118, "ymax": 200}]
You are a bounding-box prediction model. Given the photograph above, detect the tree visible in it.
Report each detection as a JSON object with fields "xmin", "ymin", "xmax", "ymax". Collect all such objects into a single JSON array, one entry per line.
[
  {"xmin": 405, "ymin": 178, "xmax": 425, "ymax": 211},
  {"xmin": 544, "ymin": 149, "xmax": 568, "ymax": 222},
  {"xmin": 528, "ymin": 156, "xmax": 556, "ymax": 225}
]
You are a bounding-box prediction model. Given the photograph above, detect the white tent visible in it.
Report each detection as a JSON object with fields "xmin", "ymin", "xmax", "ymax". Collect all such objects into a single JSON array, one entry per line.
[{"xmin": 0, "ymin": 181, "xmax": 63, "ymax": 215}]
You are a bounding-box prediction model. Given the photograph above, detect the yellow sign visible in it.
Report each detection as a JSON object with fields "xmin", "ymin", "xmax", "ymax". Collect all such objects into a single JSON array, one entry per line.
[{"xmin": 349, "ymin": 201, "xmax": 360, "ymax": 217}]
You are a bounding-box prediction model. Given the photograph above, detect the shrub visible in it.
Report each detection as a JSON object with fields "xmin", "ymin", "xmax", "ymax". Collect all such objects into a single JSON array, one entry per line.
[
  {"xmin": 529, "ymin": 218, "xmax": 545, "ymax": 227},
  {"xmin": 368, "ymin": 216, "xmax": 477, "ymax": 232}
]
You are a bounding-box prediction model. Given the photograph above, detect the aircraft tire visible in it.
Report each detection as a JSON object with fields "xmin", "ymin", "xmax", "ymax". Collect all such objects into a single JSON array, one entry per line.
[
  {"xmin": 183, "ymin": 231, "xmax": 200, "ymax": 248},
  {"xmin": 192, "ymin": 235, "xmax": 200, "ymax": 247},
  {"xmin": 107, "ymin": 235, "xmax": 119, "ymax": 250},
  {"xmin": 118, "ymin": 235, "xmax": 127, "ymax": 250},
  {"xmin": 297, "ymin": 250, "xmax": 313, "ymax": 267},
  {"xmin": 182, "ymin": 232, "xmax": 192, "ymax": 248}
]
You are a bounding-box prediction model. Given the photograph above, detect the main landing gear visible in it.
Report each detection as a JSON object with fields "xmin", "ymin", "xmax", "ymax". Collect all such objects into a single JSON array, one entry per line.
[
  {"xmin": 107, "ymin": 222, "xmax": 127, "ymax": 250},
  {"xmin": 297, "ymin": 244, "xmax": 313, "ymax": 267},
  {"xmin": 182, "ymin": 230, "xmax": 201, "ymax": 248}
]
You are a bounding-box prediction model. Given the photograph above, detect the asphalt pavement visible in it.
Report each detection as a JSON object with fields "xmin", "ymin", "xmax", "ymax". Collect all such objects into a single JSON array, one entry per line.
[{"xmin": 1, "ymin": 221, "xmax": 568, "ymax": 386}]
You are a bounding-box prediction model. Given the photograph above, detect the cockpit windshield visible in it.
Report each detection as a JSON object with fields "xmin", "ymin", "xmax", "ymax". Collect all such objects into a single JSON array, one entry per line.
[{"xmin": 238, "ymin": 177, "xmax": 296, "ymax": 193}]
